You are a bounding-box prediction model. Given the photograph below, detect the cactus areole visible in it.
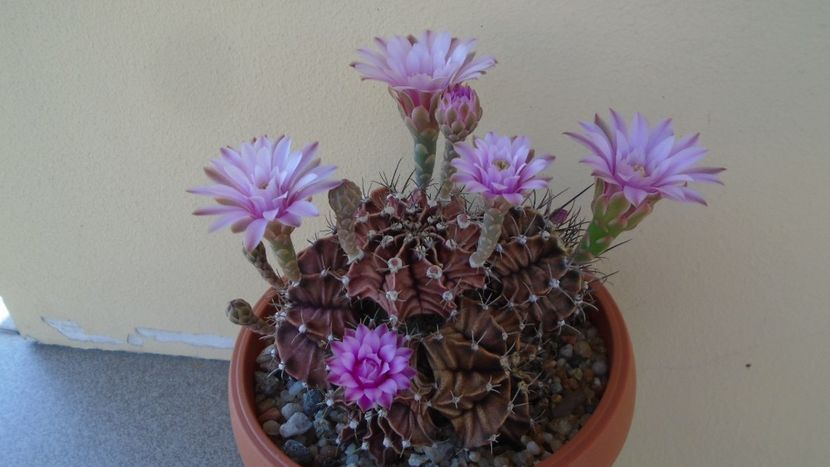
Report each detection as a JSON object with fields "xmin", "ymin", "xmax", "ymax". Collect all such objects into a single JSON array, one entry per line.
[{"xmin": 193, "ymin": 30, "xmax": 722, "ymax": 467}]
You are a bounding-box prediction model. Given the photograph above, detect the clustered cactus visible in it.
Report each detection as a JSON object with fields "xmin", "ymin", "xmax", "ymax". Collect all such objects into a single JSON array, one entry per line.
[{"xmin": 191, "ymin": 30, "xmax": 723, "ymax": 465}]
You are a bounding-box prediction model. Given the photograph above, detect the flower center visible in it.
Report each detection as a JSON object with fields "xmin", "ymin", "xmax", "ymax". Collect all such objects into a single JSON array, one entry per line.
[
  {"xmin": 631, "ymin": 163, "xmax": 647, "ymax": 176},
  {"xmin": 493, "ymin": 159, "xmax": 510, "ymax": 171}
]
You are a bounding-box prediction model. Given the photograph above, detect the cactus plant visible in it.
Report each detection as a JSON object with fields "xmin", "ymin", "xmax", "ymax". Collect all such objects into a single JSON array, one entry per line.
[{"xmin": 191, "ymin": 30, "xmax": 722, "ymax": 466}]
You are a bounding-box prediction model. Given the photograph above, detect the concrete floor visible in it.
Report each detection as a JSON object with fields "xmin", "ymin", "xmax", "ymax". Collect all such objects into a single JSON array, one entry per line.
[{"xmin": 0, "ymin": 331, "xmax": 241, "ymax": 466}]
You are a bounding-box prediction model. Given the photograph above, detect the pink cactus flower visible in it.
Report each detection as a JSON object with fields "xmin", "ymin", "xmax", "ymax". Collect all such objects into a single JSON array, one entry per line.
[
  {"xmin": 451, "ymin": 132, "xmax": 555, "ymax": 205},
  {"xmin": 352, "ymin": 31, "xmax": 495, "ymax": 93},
  {"xmin": 327, "ymin": 324, "xmax": 415, "ymax": 411},
  {"xmin": 566, "ymin": 110, "xmax": 724, "ymax": 206},
  {"xmin": 189, "ymin": 136, "xmax": 339, "ymax": 251}
]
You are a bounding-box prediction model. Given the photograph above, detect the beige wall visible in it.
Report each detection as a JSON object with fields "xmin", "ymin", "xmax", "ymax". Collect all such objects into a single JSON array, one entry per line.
[{"xmin": 2, "ymin": 1, "xmax": 828, "ymax": 465}]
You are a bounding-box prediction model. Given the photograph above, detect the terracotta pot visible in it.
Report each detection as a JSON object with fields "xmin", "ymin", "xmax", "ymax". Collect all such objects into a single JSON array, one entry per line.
[{"xmin": 229, "ymin": 280, "xmax": 636, "ymax": 467}]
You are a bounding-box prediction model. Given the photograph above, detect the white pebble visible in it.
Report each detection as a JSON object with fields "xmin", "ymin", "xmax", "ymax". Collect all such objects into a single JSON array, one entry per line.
[
  {"xmin": 288, "ymin": 380, "xmax": 305, "ymax": 397},
  {"xmin": 526, "ymin": 441, "xmax": 542, "ymax": 456},
  {"xmin": 592, "ymin": 359, "xmax": 608, "ymax": 376},
  {"xmin": 280, "ymin": 402, "xmax": 302, "ymax": 419}
]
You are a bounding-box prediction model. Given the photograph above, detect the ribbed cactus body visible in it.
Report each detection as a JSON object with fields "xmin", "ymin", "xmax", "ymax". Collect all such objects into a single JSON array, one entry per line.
[
  {"xmin": 346, "ymin": 187, "xmax": 485, "ymax": 321},
  {"xmin": 492, "ymin": 207, "xmax": 584, "ymax": 329},
  {"xmin": 238, "ymin": 186, "xmax": 591, "ymax": 464}
]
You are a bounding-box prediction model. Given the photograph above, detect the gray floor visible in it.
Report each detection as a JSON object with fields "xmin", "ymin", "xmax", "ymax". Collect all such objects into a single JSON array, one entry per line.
[{"xmin": 0, "ymin": 331, "xmax": 242, "ymax": 466}]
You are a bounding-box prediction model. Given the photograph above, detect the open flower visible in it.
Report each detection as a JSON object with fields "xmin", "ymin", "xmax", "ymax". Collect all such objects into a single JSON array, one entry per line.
[
  {"xmin": 352, "ymin": 31, "xmax": 495, "ymax": 93},
  {"xmin": 189, "ymin": 136, "xmax": 339, "ymax": 251},
  {"xmin": 327, "ymin": 324, "xmax": 415, "ymax": 411},
  {"xmin": 566, "ymin": 110, "xmax": 724, "ymax": 206},
  {"xmin": 451, "ymin": 132, "xmax": 554, "ymax": 206}
]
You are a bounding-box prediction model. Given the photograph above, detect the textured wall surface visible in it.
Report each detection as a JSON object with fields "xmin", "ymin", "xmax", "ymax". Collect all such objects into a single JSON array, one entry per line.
[{"xmin": 1, "ymin": 1, "xmax": 828, "ymax": 465}]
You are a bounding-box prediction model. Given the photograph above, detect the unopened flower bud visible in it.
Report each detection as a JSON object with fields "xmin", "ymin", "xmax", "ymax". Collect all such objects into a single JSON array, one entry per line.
[{"xmin": 436, "ymin": 85, "xmax": 482, "ymax": 142}]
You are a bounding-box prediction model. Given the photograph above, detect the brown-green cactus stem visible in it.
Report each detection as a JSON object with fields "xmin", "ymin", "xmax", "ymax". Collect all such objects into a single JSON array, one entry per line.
[
  {"xmin": 470, "ymin": 205, "xmax": 508, "ymax": 268},
  {"xmin": 413, "ymin": 131, "xmax": 438, "ymax": 190},
  {"xmin": 328, "ymin": 179, "xmax": 364, "ymax": 263},
  {"xmin": 574, "ymin": 180, "xmax": 656, "ymax": 263},
  {"xmin": 243, "ymin": 242, "xmax": 285, "ymax": 289},
  {"xmin": 267, "ymin": 225, "xmax": 301, "ymax": 284},
  {"xmin": 226, "ymin": 298, "xmax": 274, "ymax": 335},
  {"xmin": 436, "ymin": 143, "xmax": 460, "ymax": 203}
]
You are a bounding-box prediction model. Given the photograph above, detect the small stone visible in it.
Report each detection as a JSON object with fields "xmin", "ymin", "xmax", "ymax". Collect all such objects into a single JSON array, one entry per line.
[
  {"xmin": 526, "ymin": 440, "xmax": 542, "ymax": 456},
  {"xmin": 408, "ymin": 453, "xmax": 428, "ymax": 466},
  {"xmin": 551, "ymin": 378, "xmax": 563, "ymax": 394},
  {"xmin": 288, "ymin": 380, "xmax": 305, "ymax": 397},
  {"xmin": 565, "ymin": 378, "xmax": 579, "ymax": 390},
  {"xmin": 493, "ymin": 455, "xmax": 510, "ymax": 467},
  {"xmin": 553, "ymin": 418, "xmax": 572, "ymax": 435},
  {"xmin": 424, "ymin": 442, "xmax": 455, "ymax": 464},
  {"xmin": 574, "ymin": 341, "xmax": 593, "ymax": 358},
  {"xmin": 258, "ymin": 407, "xmax": 284, "ymax": 424},
  {"xmin": 552, "ymin": 390, "xmax": 586, "ymax": 417},
  {"xmin": 559, "ymin": 344, "xmax": 573, "ymax": 359},
  {"xmin": 303, "ymin": 389, "xmax": 325, "ymax": 415},
  {"xmin": 255, "ymin": 371, "xmax": 281, "ymax": 396},
  {"xmin": 315, "ymin": 445, "xmax": 339, "ymax": 467},
  {"xmin": 542, "ymin": 359, "xmax": 558, "ymax": 377},
  {"xmin": 280, "ymin": 412, "xmax": 313, "ymax": 438},
  {"xmin": 283, "ymin": 439, "xmax": 312, "ymax": 464},
  {"xmin": 257, "ymin": 398, "xmax": 276, "ymax": 412},
  {"xmin": 592, "ymin": 359, "xmax": 608, "ymax": 376},
  {"xmin": 468, "ymin": 451, "xmax": 481, "ymax": 462},
  {"xmin": 279, "ymin": 390, "xmax": 290, "ymax": 401},
  {"xmin": 512, "ymin": 451, "xmax": 530, "ymax": 465},
  {"xmin": 261, "ymin": 420, "xmax": 280, "ymax": 436},
  {"xmin": 586, "ymin": 327, "xmax": 598, "ymax": 339},
  {"xmin": 280, "ymin": 402, "xmax": 303, "ymax": 420},
  {"xmin": 313, "ymin": 414, "xmax": 333, "ymax": 439}
]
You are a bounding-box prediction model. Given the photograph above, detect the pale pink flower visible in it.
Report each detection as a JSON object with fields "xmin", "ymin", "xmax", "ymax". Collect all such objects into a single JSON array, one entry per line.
[
  {"xmin": 566, "ymin": 110, "xmax": 724, "ymax": 206},
  {"xmin": 451, "ymin": 132, "xmax": 554, "ymax": 205},
  {"xmin": 189, "ymin": 136, "xmax": 339, "ymax": 251},
  {"xmin": 352, "ymin": 31, "xmax": 495, "ymax": 93}
]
